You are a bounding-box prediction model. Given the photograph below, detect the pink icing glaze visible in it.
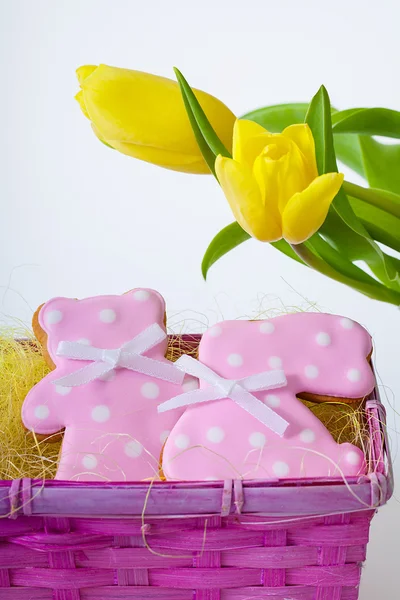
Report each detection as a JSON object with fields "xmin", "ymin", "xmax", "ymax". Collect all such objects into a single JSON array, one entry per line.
[
  {"xmin": 162, "ymin": 313, "xmax": 375, "ymax": 481},
  {"xmin": 22, "ymin": 289, "xmax": 186, "ymax": 482}
]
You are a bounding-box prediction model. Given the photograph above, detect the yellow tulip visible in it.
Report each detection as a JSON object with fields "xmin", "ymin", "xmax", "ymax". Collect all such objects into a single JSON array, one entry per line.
[
  {"xmin": 76, "ymin": 64, "xmax": 236, "ymax": 174},
  {"xmin": 215, "ymin": 120, "xmax": 344, "ymax": 244}
]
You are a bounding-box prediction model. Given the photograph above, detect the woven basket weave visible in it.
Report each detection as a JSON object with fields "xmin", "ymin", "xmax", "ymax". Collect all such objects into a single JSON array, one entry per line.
[{"xmin": 0, "ymin": 335, "xmax": 393, "ymax": 600}]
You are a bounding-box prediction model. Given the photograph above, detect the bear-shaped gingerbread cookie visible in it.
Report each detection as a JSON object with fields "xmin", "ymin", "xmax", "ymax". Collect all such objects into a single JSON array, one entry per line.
[
  {"xmin": 161, "ymin": 313, "xmax": 375, "ymax": 481},
  {"xmin": 22, "ymin": 289, "xmax": 187, "ymax": 481}
]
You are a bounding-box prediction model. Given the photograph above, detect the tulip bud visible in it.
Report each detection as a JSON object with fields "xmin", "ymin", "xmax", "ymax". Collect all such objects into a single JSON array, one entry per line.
[{"xmin": 76, "ymin": 64, "xmax": 236, "ymax": 174}]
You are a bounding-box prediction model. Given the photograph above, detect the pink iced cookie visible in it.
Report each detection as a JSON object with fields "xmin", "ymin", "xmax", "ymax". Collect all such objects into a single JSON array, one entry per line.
[
  {"xmin": 22, "ymin": 289, "xmax": 187, "ymax": 482},
  {"xmin": 162, "ymin": 313, "xmax": 375, "ymax": 481}
]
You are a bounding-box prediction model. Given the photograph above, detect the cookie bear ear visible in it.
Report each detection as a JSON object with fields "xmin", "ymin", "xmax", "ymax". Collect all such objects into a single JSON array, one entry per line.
[
  {"xmin": 38, "ymin": 297, "xmax": 75, "ymax": 334},
  {"xmin": 126, "ymin": 288, "xmax": 167, "ymax": 327},
  {"xmin": 127, "ymin": 288, "xmax": 165, "ymax": 307}
]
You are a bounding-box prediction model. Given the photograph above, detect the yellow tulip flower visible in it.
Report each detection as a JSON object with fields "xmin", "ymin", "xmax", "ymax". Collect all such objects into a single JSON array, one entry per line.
[
  {"xmin": 215, "ymin": 120, "xmax": 344, "ymax": 244},
  {"xmin": 76, "ymin": 64, "xmax": 236, "ymax": 174}
]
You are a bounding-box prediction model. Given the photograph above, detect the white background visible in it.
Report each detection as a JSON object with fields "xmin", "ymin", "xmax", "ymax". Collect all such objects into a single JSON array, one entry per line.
[{"xmin": 1, "ymin": 1, "xmax": 399, "ymax": 597}]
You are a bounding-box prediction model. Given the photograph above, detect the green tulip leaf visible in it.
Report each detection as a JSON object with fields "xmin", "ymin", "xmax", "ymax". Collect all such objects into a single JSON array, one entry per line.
[
  {"xmin": 305, "ymin": 85, "xmax": 400, "ymax": 290},
  {"xmin": 342, "ymin": 181, "xmax": 400, "ymax": 219},
  {"xmin": 202, "ymin": 222, "xmax": 250, "ymax": 279},
  {"xmin": 359, "ymin": 137, "xmax": 400, "ymax": 195},
  {"xmin": 349, "ymin": 196, "xmax": 400, "ymax": 253},
  {"xmin": 305, "ymin": 85, "xmax": 337, "ymax": 174},
  {"xmin": 241, "ymin": 103, "xmax": 309, "ymax": 133},
  {"xmin": 309, "ymin": 234, "xmax": 390, "ymax": 287},
  {"xmin": 201, "ymin": 222, "xmax": 306, "ymax": 279},
  {"xmin": 333, "ymin": 134, "xmax": 365, "ymax": 179},
  {"xmin": 175, "ymin": 85, "xmax": 217, "ymax": 176},
  {"xmin": 333, "ymin": 190, "xmax": 400, "ymax": 288},
  {"xmin": 331, "ymin": 108, "xmax": 363, "ymax": 123},
  {"xmin": 174, "ymin": 68, "xmax": 231, "ymax": 165},
  {"xmin": 332, "ymin": 107, "xmax": 400, "ymax": 138},
  {"xmin": 321, "ymin": 207, "xmax": 400, "ymax": 290},
  {"xmin": 294, "ymin": 240, "xmax": 400, "ymax": 305}
]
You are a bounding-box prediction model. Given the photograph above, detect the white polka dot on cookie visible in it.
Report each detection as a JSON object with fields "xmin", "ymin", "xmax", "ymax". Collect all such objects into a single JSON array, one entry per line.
[
  {"xmin": 227, "ymin": 353, "xmax": 243, "ymax": 367},
  {"xmin": 206, "ymin": 426, "xmax": 225, "ymax": 443},
  {"xmin": 346, "ymin": 451, "xmax": 361, "ymax": 465},
  {"xmin": 141, "ymin": 382, "xmax": 160, "ymax": 399},
  {"xmin": 264, "ymin": 394, "xmax": 280, "ymax": 408},
  {"xmin": 133, "ymin": 290, "xmax": 150, "ymax": 302},
  {"xmin": 304, "ymin": 365, "xmax": 319, "ymax": 379},
  {"xmin": 316, "ymin": 332, "xmax": 331, "ymax": 346},
  {"xmin": 99, "ymin": 309, "xmax": 116, "ymax": 323},
  {"xmin": 272, "ymin": 461, "xmax": 290, "ymax": 477},
  {"xmin": 268, "ymin": 356, "xmax": 282, "ymax": 368},
  {"xmin": 347, "ymin": 368, "xmax": 361, "ymax": 382},
  {"xmin": 174, "ymin": 434, "xmax": 190, "ymax": 450},
  {"xmin": 249, "ymin": 432, "xmax": 266, "ymax": 448},
  {"xmin": 82, "ymin": 454, "xmax": 98, "ymax": 469},
  {"xmin": 259, "ymin": 321, "xmax": 275, "ymax": 334},
  {"xmin": 34, "ymin": 405, "xmax": 49, "ymax": 420},
  {"xmin": 91, "ymin": 405, "xmax": 110, "ymax": 423},
  {"xmin": 46, "ymin": 310, "xmax": 63, "ymax": 325},
  {"xmin": 125, "ymin": 440, "xmax": 143, "ymax": 458},
  {"xmin": 340, "ymin": 318, "xmax": 354, "ymax": 329},
  {"xmin": 300, "ymin": 429, "xmax": 316, "ymax": 443}
]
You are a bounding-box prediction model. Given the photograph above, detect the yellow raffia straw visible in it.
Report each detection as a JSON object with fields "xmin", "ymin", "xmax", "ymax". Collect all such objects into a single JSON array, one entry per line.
[
  {"xmin": 140, "ymin": 474, "xmax": 210, "ymax": 559},
  {"xmin": 0, "ymin": 328, "xmax": 60, "ymax": 480}
]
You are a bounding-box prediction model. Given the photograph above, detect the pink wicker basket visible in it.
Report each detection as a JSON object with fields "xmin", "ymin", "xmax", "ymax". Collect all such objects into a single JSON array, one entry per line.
[{"xmin": 0, "ymin": 335, "xmax": 393, "ymax": 600}]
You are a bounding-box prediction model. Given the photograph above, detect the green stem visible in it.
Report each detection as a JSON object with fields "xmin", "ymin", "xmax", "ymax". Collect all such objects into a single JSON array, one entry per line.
[
  {"xmin": 291, "ymin": 242, "xmax": 400, "ymax": 305},
  {"xmin": 343, "ymin": 181, "xmax": 400, "ymax": 219},
  {"xmin": 270, "ymin": 239, "xmax": 307, "ymax": 266}
]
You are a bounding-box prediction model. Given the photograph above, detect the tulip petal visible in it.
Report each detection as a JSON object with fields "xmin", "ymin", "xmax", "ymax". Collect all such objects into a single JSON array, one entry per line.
[
  {"xmin": 282, "ymin": 172, "xmax": 344, "ymax": 244},
  {"xmin": 279, "ymin": 140, "xmax": 309, "ymax": 210},
  {"xmin": 233, "ymin": 119, "xmax": 270, "ymax": 166},
  {"xmin": 79, "ymin": 64, "xmax": 235, "ymax": 173},
  {"xmin": 92, "ymin": 114, "xmax": 208, "ymax": 172},
  {"xmin": 216, "ymin": 155, "xmax": 282, "ymax": 242},
  {"xmin": 282, "ymin": 123, "xmax": 319, "ymax": 180},
  {"xmin": 253, "ymin": 141, "xmax": 307, "ymax": 215},
  {"xmin": 76, "ymin": 65, "xmax": 98, "ymax": 86},
  {"xmin": 109, "ymin": 140, "xmax": 209, "ymax": 173},
  {"xmin": 75, "ymin": 91, "xmax": 90, "ymax": 119},
  {"xmin": 253, "ymin": 154, "xmax": 283, "ymax": 230},
  {"xmin": 91, "ymin": 124, "xmax": 114, "ymax": 149}
]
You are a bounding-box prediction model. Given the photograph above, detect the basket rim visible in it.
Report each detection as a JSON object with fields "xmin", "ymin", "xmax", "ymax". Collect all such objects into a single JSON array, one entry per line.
[{"xmin": 0, "ymin": 472, "xmax": 390, "ymax": 519}]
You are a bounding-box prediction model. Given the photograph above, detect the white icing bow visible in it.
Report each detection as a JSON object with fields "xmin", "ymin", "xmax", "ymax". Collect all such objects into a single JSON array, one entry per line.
[
  {"xmin": 158, "ymin": 355, "xmax": 289, "ymax": 437},
  {"xmin": 52, "ymin": 323, "xmax": 185, "ymax": 387}
]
